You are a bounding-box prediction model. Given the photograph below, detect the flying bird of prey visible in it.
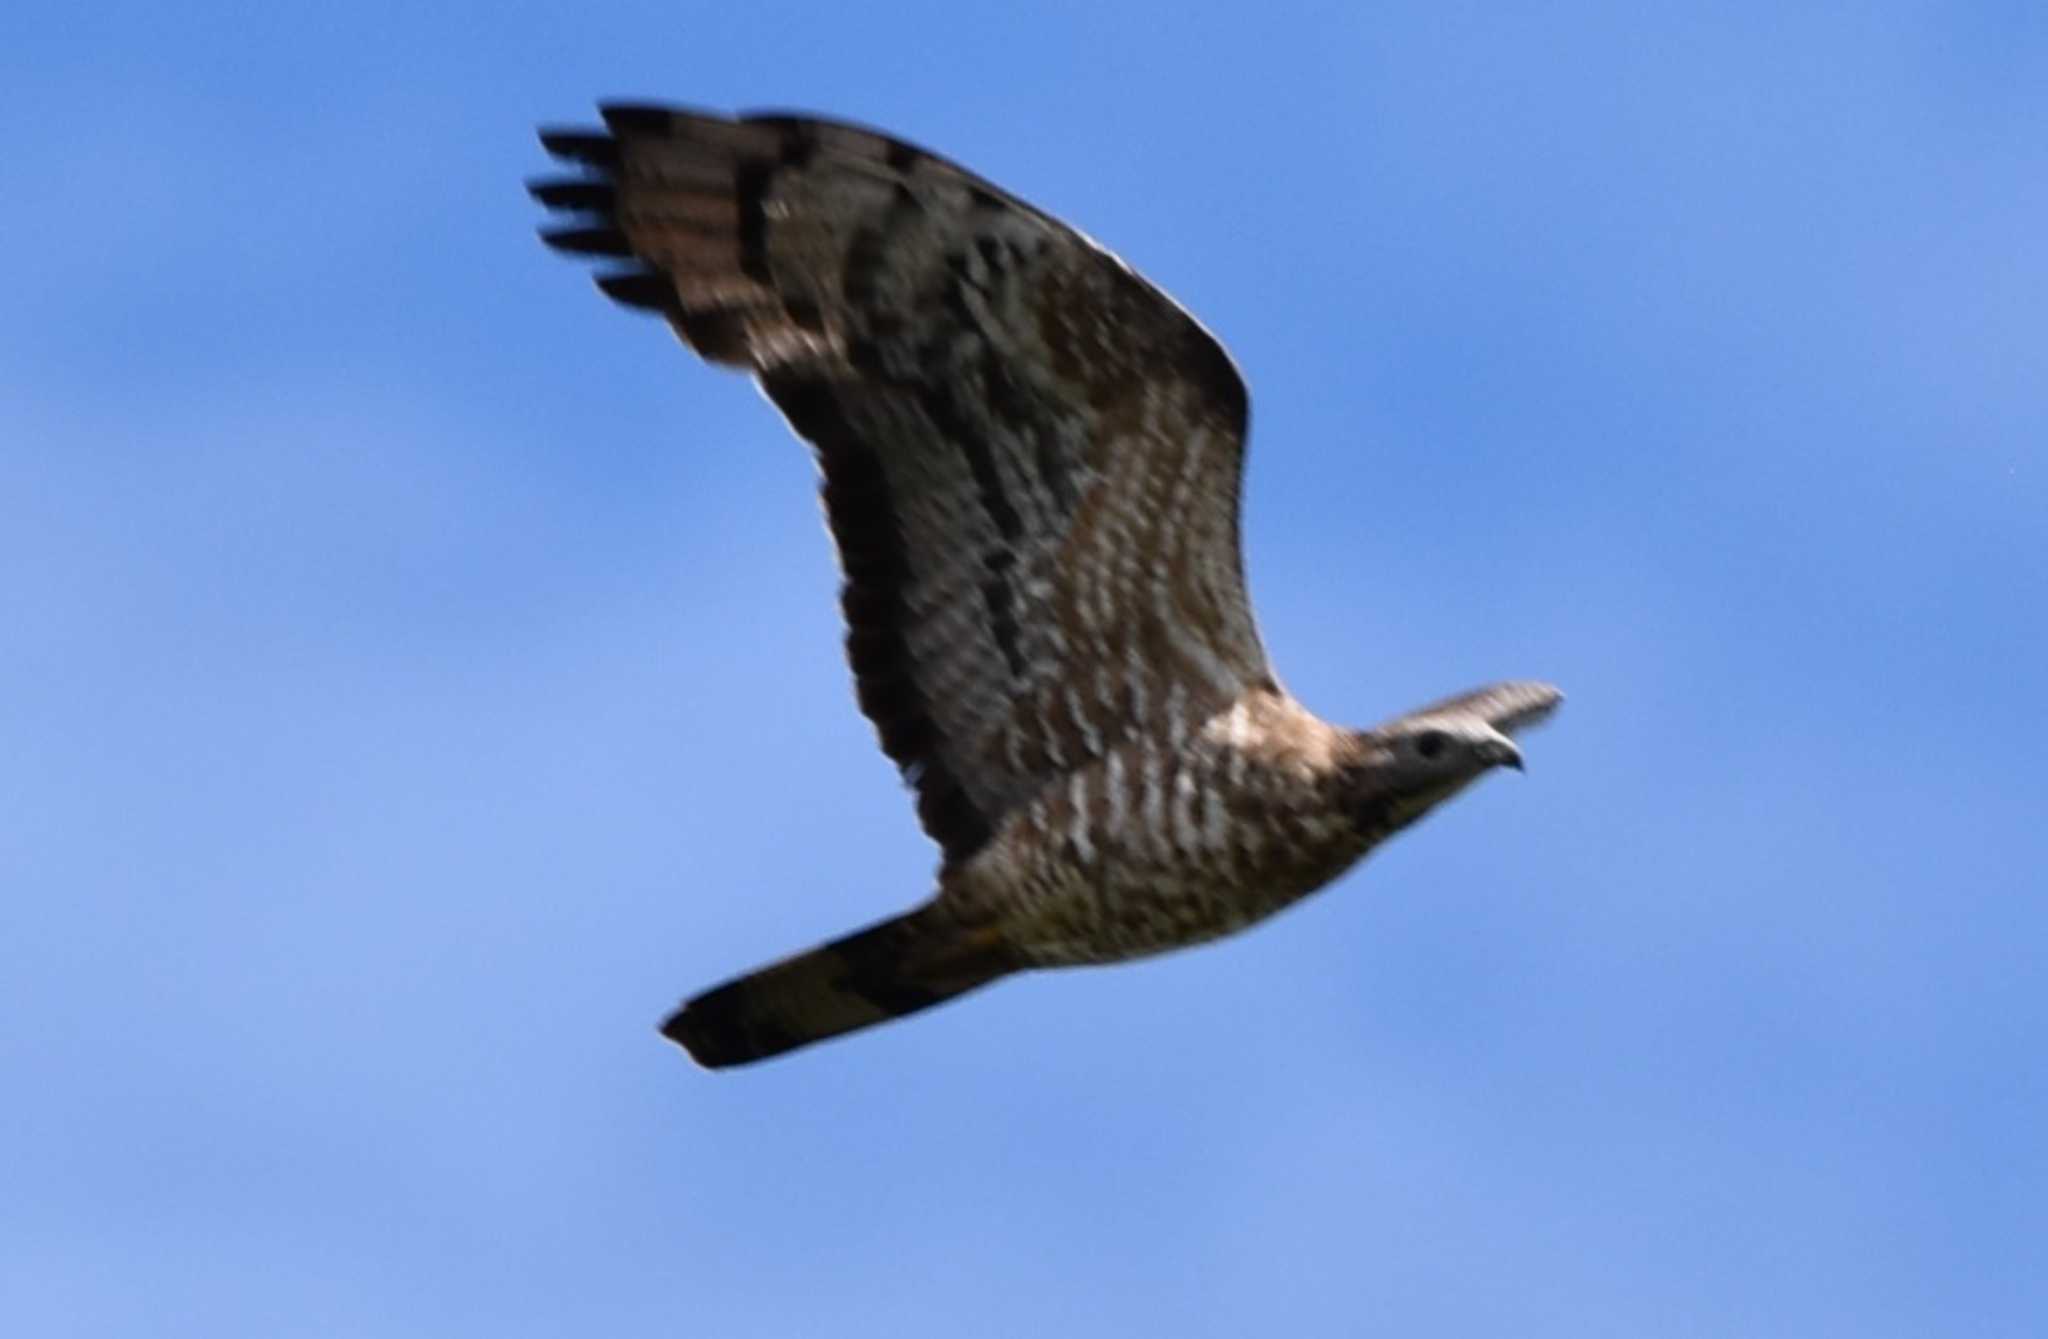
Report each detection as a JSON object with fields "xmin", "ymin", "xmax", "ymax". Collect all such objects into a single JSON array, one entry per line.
[{"xmin": 532, "ymin": 104, "xmax": 1561, "ymax": 1068}]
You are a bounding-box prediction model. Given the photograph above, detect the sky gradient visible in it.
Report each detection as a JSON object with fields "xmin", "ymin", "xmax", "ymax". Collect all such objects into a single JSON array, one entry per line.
[{"xmin": 7, "ymin": 3, "xmax": 2046, "ymax": 1335}]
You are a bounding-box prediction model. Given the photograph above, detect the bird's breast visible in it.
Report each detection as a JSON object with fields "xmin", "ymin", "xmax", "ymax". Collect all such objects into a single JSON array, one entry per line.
[{"xmin": 950, "ymin": 731, "xmax": 1374, "ymax": 966}]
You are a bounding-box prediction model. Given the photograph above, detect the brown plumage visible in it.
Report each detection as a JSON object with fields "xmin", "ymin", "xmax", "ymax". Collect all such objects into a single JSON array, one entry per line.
[{"xmin": 533, "ymin": 104, "xmax": 1561, "ymax": 1067}]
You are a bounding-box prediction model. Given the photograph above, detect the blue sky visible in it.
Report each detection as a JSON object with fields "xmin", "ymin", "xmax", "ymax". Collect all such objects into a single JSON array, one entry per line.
[{"xmin": 6, "ymin": 2, "xmax": 2045, "ymax": 1334}]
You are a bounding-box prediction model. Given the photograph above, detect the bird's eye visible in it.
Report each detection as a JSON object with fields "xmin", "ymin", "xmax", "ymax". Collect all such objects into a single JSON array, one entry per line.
[{"xmin": 1414, "ymin": 729, "xmax": 1451, "ymax": 760}]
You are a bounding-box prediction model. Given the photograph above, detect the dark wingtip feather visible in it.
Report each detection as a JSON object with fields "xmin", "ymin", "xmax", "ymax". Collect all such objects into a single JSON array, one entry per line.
[
  {"xmin": 537, "ymin": 129, "xmax": 618, "ymax": 168},
  {"xmin": 528, "ymin": 179, "xmax": 617, "ymax": 212},
  {"xmin": 599, "ymin": 102, "xmax": 681, "ymax": 135},
  {"xmin": 594, "ymin": 270, "xmax": 676, "ymax": 313},
  {"xmin": 540, "ymin": 226, "xmax": 633, "ymax": 257}
]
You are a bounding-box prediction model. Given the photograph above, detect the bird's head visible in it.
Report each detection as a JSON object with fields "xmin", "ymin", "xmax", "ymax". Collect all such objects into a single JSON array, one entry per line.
[{"xmin": 1342, "ymin": 680, "xmax": 1562, "ymax": 834}]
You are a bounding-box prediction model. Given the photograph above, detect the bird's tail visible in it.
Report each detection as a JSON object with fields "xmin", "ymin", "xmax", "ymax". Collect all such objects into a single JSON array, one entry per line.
[{"xmin": 662, "ymin": 906, "xmax": 1014, "ymax": 1068}]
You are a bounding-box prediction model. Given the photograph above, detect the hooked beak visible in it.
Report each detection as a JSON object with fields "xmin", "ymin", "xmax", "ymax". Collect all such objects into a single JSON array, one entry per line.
[{"xmin": 1481, "ymin": 736, "xmax": 1525, "ymax": 772}]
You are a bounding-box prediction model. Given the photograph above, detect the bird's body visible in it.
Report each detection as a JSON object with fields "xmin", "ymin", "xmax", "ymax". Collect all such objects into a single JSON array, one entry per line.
[
  {"xmin": 960, "ymin": 686, "xmax": 1373, "ymax": 967},
  {"xmin": 533, "ymin": 104, "xmax": 1561, "ymax": 1067}
]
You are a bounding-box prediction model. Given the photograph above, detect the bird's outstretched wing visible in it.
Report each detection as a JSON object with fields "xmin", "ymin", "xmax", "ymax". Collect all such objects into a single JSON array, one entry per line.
[{"xmin": 534, "ymin": 105, "xmax": 1270, "ymax": 862}]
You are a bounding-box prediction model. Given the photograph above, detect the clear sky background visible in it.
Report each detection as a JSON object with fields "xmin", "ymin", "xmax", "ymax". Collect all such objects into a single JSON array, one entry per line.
[{"xmin": 7, "ymin": 3, "xmax": 2045, "ymax": 1335}]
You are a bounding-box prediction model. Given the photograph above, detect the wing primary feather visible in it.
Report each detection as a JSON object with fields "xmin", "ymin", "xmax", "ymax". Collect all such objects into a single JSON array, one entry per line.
[
  {"xmin": 537, "ymin": 129, "xmax": 619, "ymax": 169},
  {"xmin": 541, "ymin": 227, "xmax": 633, "ymax": 257},
  {"xmin": 599, "ymin": 102, "xmax": 684, "ymax": 134},
  {"xmin": 593, "ymin": 270, "xmax": 677, "ymax": 313},
  {"xmin": 529, "ymin": 179, "xmax": 616, "ymax": 212}
]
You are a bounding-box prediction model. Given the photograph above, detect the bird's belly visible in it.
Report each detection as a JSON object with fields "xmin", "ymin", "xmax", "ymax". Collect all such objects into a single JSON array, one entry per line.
[
  {"xmin": 941, "ymin": 729, "xmax": 1376, "ymax": 968},
  {"xmin": 979, "ymin": 810, "xmax": 1369, "ymax": 968}
]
